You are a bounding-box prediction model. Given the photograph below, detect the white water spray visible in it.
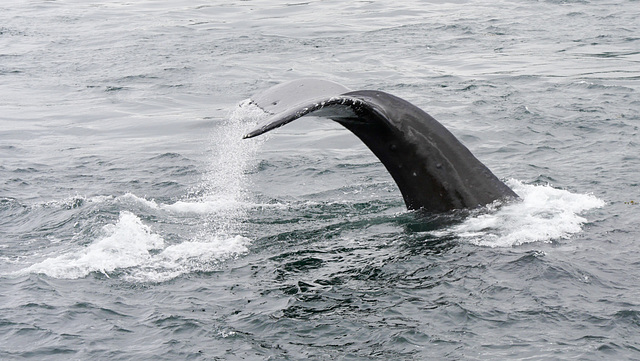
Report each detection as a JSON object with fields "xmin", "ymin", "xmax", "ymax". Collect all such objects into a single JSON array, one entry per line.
[
  {"xmin": 14, "ymin": 101, "xmax": 269, "ymax": 281},
  {"xmin": 199, "ymin": 100, "xmax": 268, "ymax": 238}
]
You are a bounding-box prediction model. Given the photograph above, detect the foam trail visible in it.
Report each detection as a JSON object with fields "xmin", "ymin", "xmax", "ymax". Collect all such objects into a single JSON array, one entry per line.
[
  {"xmin": 134, "ymin": 235, "xmax": 251, "ymax": 282},
  {"xmin": 114, "ymin": 192, "xmax": 285, "ymax": 215},
  {"xmin": 433, "ymin": 179, "xmax": 605, "ymax": 247}
]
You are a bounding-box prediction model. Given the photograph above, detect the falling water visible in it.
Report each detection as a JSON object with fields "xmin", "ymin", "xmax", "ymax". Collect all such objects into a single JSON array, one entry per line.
[{"xmin": 199, "ymin": 100, "xmax": 268, "ymax": 238}]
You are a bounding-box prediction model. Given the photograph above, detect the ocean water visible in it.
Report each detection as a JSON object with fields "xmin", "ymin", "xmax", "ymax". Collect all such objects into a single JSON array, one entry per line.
[{"xmin": 1, "ymin": 0, "xmax": 639, "ymax": 359}]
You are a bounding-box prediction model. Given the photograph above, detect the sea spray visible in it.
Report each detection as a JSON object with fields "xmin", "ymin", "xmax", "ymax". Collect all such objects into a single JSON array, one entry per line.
[
  {"xmin": 199, "ymin": 100, "xmax": 268, "ymax": 238},
  {"xmin": 14, "ymin": 101, "xmax": 268, "ymax": 281}
]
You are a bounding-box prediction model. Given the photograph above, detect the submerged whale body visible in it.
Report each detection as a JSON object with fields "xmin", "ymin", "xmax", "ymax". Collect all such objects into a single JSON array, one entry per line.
[{"xmin": 243, "ymin": 79, "xmax": 518, "ymax": 212}]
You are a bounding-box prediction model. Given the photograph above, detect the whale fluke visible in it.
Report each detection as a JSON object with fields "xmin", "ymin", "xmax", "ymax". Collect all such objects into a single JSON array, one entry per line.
[{"xmin": 243, "ymin": 79, "xmax": 518, "ymax": 212}]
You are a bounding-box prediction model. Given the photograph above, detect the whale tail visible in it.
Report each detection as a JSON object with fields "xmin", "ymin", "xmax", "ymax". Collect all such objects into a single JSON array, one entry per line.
[{"xmin": 243, "ymin": 79, "xmax": 518, "ymax": 212}]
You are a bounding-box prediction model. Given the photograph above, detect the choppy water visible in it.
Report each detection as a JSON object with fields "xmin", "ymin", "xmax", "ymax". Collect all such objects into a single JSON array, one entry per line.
[{"xmin": 1, "ymin": 0, "xmax": 639, "ymax": 359}]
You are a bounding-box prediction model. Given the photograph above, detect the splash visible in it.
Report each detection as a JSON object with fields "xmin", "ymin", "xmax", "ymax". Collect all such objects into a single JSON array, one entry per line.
[
  {"xmin": 199, "ymin": 100, "xmax": 268, "ymax": 237},
  {"xmin": 15, "ymin": 101, "xmax": 267, "ymax": 281},
  {"xmin": 433, "ymin": 179, "xmax": 605, "ymax": 247},
  {"xmin": 15, "ymin": 211, "xmax": 251, "ymax": 281},
  {"xmin": 17, "ymin": 212, "xmax": 163, "ymax": 279}
]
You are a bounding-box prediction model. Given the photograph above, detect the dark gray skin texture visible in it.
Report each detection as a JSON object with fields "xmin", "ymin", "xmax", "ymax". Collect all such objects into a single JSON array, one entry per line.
[{"xmin": 243, "ymin": 79, "xmax": 518, "ymax": 212}]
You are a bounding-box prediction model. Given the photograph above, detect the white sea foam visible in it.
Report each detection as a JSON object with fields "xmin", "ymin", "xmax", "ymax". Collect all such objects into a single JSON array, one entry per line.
[
  {"xmin": 117, "ymin": 192, "xmax": 286, "ymax": 215},
  {"xmin": 162, "ymin": 199, "xmax": 232, "ymax": 213},
  {"xmin": 434, "ymin": 179, "xmax": 605, "ymax": 247},
  {"xmin": 18, "ymin": 211, "xmax": 163, "ymax": 279},
  {"xmin": 16, "ymin": 211, "xmax": 251, "ymax": 281},
  {"xmin": 118, "ymin": 192, "xmax": 160, "ymax": 209},
  {"xmin": 136, "ymin": 236, "xmax": 251, "ymax": 282}
]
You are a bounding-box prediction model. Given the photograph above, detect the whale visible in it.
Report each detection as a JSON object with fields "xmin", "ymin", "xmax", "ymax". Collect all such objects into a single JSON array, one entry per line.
[{"xmin": 243, "ymin": 79, "xmax": 518, "ymax": 212}]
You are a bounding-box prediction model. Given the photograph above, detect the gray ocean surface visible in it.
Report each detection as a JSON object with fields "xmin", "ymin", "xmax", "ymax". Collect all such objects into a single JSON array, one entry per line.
[{"xmin": 1, "ymin": 0, "xmax": 639, "ymax": 359}]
